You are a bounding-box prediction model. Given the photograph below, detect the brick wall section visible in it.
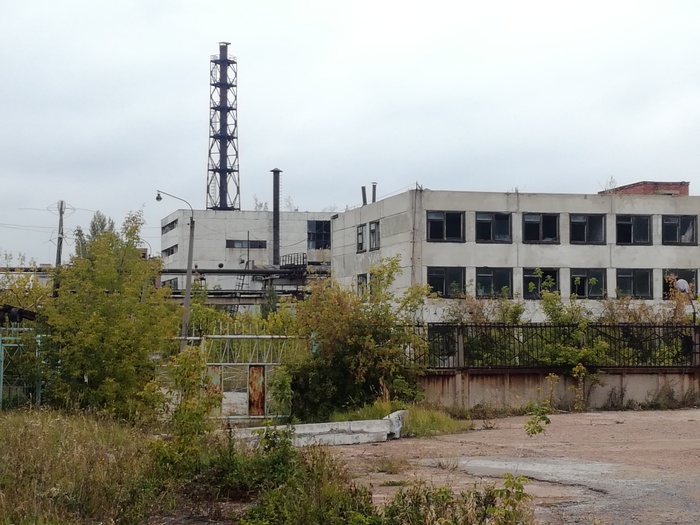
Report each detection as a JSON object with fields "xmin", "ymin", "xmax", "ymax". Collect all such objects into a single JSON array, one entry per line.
[{"xmin": 599, "ymin": 181, "xmax": 689, "ymax": 196}]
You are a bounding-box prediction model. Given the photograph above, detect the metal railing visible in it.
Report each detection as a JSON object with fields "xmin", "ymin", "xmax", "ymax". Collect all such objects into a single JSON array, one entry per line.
[{"xmin": 411, "ymin": 323, "xmax": 697, "ymax": 369}]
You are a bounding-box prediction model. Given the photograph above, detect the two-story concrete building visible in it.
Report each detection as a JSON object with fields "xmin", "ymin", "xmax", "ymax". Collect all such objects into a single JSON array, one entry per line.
[{"xmin": 331, "ymin": 182, "xmax": 699, "ymax": 320}]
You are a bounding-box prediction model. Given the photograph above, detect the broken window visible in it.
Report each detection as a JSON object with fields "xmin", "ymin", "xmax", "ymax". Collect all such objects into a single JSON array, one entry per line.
[
  {"xmin": 427, "ymin": 267, "xmax": 465, "ymax": 297},
  {"xmin": 523, "ymin": 268, "xmax": 559, "ymax": 299},
  {"xmin": 427, "ymin": 211, "xmax": 464, "ymax": 241},
  {"xmin": 369, "ymin": 221, "xmax": 380, "ymax": 250},
  {"xmin": 663, "ymin": 269, "xmax": 697, "ymax": 299},
  {"xmin": 162, "ymin": 244, "xmax": 178, "ymax": 257},
  {"xmin": 616, "ymin": 215, "xmax": 651, "ymax": 245},
  {"xmin": 522, "ymin": 214, "xmax": 559, "ymax": 243},
  {"xmin": 662, "ymin": 215, "xmax": 697, "ymax": 245},
  {"xmin": 570, "ymin": 215, "xmax": 605, "ymax": 244},
  {"xmin": 476, "ymin": 212, "xmax": 511, "ymax": 242},
  {"xmin": 161, "ymin": 219, "xmax": 178, "ymax": 235},
  {"xmin": 616, "ymin": 269, "xmax": 653, "ymax": 299},
  {"xmin": 307, "ymin": 220, "xmax": 331, "ymax": 250},
  {"xmin": 356, "ymin": 224, "xmax": 366, "ymax": 252},
  {"xmin": 476, "ymin": 267, "xmax": 513, "ymax": 298},
  {"xmin": 357, "ymin": 273, "xmax": 368, "ymax": 294},
  {"xmin": 226, "ymin": 239, "xmax": 267, "ymax": 249},
  {"xmin": 571, "ymin": 268, "xmax": 606, "ymax": 299}
]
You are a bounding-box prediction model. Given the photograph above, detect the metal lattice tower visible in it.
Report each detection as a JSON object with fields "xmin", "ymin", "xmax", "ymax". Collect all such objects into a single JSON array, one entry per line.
[{"xmin": 206, "ymin": 42, "xmax": 240, "ymax": 210}]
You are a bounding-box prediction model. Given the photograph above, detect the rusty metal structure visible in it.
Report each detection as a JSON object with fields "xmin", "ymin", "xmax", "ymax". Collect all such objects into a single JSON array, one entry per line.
[
  {"xmin": 206, "ymin": 42, "xmax": 240, "ymax": 210},
  {"xmin": 195, "ymin": 330, "xmax": 307, "ymax": 419}
]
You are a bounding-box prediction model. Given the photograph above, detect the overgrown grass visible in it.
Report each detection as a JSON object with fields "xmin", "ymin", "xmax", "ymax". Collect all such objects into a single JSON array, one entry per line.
[
  {"xmin": 0, "ymin": 409, "xmax": 160, "ymax": 524},
  {"xmin": 402, "ymin": 405, "xmax": 470, "ymax": 437},
  {"xmin": 0, "ymin": 409, "xmax": 535, "ymax": 525},
  {"xmin": 331, "ymin": 400, "xmax": 471, "ymax": 438}
]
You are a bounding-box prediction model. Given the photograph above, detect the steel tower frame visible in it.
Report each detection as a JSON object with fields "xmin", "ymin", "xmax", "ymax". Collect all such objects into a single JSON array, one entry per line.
[{"xmin": 206, "ymin": 42, "xmax": 240, "ymax": 210}]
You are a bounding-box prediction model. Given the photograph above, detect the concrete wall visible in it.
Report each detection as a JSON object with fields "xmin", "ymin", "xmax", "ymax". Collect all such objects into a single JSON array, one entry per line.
[
  {"xmin": 419, "ymin": 369, "xmax": 700, "ymax": 411},
  {"xmin": 160, "ymin": 209, "xmax": 332, "ymax": 289}
]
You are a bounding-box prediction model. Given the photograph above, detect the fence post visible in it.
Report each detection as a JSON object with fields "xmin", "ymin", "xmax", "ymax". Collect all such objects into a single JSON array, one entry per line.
[
  {"xmin": 456, "ymin": 325, "xmax": 465, "ymax": 368},
  {"xmin": 693, "ymin": 326, "xmax": 700, "ymax": 367}
]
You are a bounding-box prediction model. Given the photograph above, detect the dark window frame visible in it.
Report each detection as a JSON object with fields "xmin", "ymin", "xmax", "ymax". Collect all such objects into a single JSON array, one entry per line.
[
  {"xmin": 569, "ymin": 214, "xmax": 606, "ymax": 245},
  {"xmin": 307, "ymin": 220, "xmax": 331, "ymax": 250},
  {"xmin": 571, "ymin": 268, "xmax": 606, "ymax": 299},
  {"xmin": 663, "ymin": 269, "xmax": 697, "ymax": 300},
  {"xmin": 161, "ymin": 219, "xmax": 178, "ymax": 235},
  {"xmin": 616, "ymin": 268, "xmax": 653, "ymax": 299},
  {"xmin": 616, "ymin": 215, "xmax": 652, "ymax": 245},
  {"xmin": 162, "ymin": 244, "xmax": 178, "ymax": 257},
  {"xmin": 522, "ymin": 213, "xmax": 559, "ymax": 244},
  {"xmin": 369, "ymin": 221, "xmax": 380, "ymax": 250},
  {"xmin": 475, "ymin": 212, "xmax": 512, "ymax": 243},
  {"xmin": 523, "ymin": 268, "xmax": 559, "ymax": 299},
  {"xmin": 426, "ymin": 211, "xmax": 465, "ymax": 242},
  {"xmin": 427, "ymin": 266, "xmax": 465, "ymax": 298},
  {"xmin": 475, "ymin": 267, "xmax": 513, "ymax": 298},
  {"xmin": 662, "ymin": 215, "xmax": 697, "ymax": 246},
  {"xmin": 357, "ymin": 273, "xmax": 368, "ymax": 294},
  {"xmin": 356, "ymin": 224, "xmax": 366, "ymax": 252},
  {"xmin": 226, "ymin": 239, "xmax": 267, "ymax": 249}
]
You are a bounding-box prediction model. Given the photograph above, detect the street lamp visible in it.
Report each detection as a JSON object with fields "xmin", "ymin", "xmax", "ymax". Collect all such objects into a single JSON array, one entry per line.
[{"xmin": 157, "ymin": 190, "xmax": 195, "ymax": 350}]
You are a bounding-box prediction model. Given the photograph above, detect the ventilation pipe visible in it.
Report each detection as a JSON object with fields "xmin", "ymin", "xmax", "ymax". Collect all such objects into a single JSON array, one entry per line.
[
  {"xmin": 372, "ymin": 182, "xmax": 377, "ymax": 203},
  {"xmin": 271, "ymin": 168, "xmax": 282, "ymax": 265},
  {"xmin": 361, "ymin": 186, "xmax": 367, "ymax": 206}
]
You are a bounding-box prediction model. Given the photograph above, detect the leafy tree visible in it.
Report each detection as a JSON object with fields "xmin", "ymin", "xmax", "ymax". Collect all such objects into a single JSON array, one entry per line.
[
  {"xmin": 286, "ymin": 256, "xmax": 430, "ymax": 421},
  {"xmin": 74, "ymin": 210, "xmax": 115, "ymax": 258},
  {"xmin": 42, "ymin": 211, "xmax": 180, "ymax": 419}
]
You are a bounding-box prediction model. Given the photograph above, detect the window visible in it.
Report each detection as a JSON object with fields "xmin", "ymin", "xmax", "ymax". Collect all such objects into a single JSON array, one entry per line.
[
  {"xmin": 427, "ymin": 211, "xmax": 464, "ymax": 242},
  {"xmin": 369, "ymin": 221, "xmax": 380, "ymax": 250},
  {"xmin": 161, "ymin": 219, "xmax": 178, "ymax": 235},
  {"xmin": 662, "ymin": 215, "xmax": 697, "ymax": 245},
  {"xmin": 616, "ymin": 269, "xmax": 653, "ymax": 299},
  {"xmin": 571, "ymin": 269, "xmax": 606, "ymax": 299},
  {"xmin": 476, "ymin": 212, "xmax": 511, "ymax": 242},
  {"xmin": 663, "ymin": 269, "xmax": 697, "ymax": 299},
  {"xmin": 522, "ymin": 214, "xmax": 559, "ymax": 243},
  {"xmin": 523, "ymin": 268, "xmax": 559, "ymax": 299},
  {"xmin": 356, "ymin": 224, "xmax": 366, "ymax": 252},
  {"xmin": 427, "ymin": 267, "xmax": 465, "ymax": 297},
  {"xmin": 161, "ymin": 278, "xmax": 179, "ymax": 290},
  {"xmin": 307, "ymin": 220, "xmax": 331, "ymax": 249},
  {"xmin": 616, "ymin": 215, "xmax": 651, "ymax": 245},
  {"xmin": 357, "ymin": 273, "xmax": 368, "ymax": 294},
  {"xmin": 570, "ymin": 215, "xmax": 605, "ymax": 244},
  {"xmin": 476, "ymin": 267, "xmax": 513, "ymax": 298},
  {"xmin": 162, "ymin": 244, "xmax": 178, "ymax": 257},
  {"xmin": 226, "ymin": 239, "xmax": 267, "ymax": 249}
]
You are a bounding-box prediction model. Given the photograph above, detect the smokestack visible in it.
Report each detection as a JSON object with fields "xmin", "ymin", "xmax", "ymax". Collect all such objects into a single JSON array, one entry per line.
[
  {"xmin": 371, "ymin": 182, "xmax": 377, "ymax": 203},
  {"xmin": 271, "ymin": 168, "xmax": 282, "ymax": 265},
  {"xmin": 361, "ymin": 186, "xmax": 367, "ymax": 206}
]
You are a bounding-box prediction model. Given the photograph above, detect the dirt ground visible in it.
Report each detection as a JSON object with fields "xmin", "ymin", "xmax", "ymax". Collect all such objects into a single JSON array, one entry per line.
[{"xmin": 331, "ymin": 409, "xmax": 700, "ymax": 524}]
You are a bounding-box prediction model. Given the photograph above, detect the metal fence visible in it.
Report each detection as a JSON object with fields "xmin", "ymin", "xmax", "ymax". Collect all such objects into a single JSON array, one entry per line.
[{"xmin": 411, "ymin": 323, "xmax": 697, "ymax": 369}]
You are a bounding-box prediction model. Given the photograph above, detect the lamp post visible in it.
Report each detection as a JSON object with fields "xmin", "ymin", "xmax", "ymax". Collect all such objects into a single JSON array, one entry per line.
[{"xmin": 157, "ymin": 190, "xmax": 195, "ymax": 350}]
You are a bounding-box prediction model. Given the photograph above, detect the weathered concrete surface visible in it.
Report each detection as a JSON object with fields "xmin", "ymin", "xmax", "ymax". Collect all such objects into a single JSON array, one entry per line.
[
  {"xmin": 420, "ymin": 368, "xmax": 700, "ymax": 411},
  {"xmin": 332, "ymin": 409, "xmax": 700, "ymax": 524},
  {"xmin": 236, "ymin": 410, "xmax": 408, "ymax": 446}
]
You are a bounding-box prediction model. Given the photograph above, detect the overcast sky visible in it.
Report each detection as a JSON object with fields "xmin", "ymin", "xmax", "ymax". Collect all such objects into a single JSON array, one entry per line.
[{"xmin": 2, "ymin": 1, "xmax": 700, "ymax": 264}]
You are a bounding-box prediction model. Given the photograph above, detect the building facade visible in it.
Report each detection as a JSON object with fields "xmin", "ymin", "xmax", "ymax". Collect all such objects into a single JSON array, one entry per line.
[
  {"xmin": 331, "ymin": 186, "xmax": 700, "ymax": 320},
  {"xmin": 160, "ymin": 209, "xmax": 333, "ymax": 290}
]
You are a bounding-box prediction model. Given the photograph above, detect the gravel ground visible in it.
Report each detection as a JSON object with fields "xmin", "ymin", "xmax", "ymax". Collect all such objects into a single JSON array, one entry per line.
[{"xmin": 332, "ymin": 409, "xmax": 700, "ymax": 524}]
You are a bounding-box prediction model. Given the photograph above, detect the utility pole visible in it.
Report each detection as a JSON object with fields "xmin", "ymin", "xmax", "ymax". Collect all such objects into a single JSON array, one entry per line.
[{"xmin": 52, "ymin": 200, "xmax": 65, "ymax": 298}]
